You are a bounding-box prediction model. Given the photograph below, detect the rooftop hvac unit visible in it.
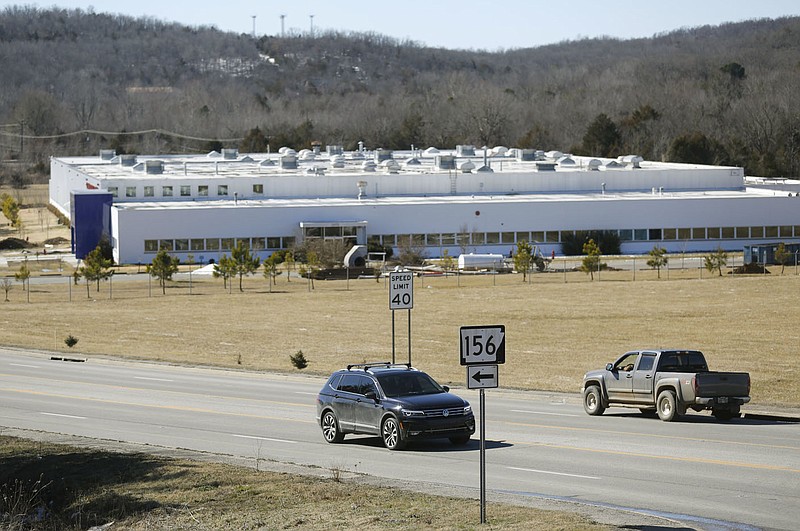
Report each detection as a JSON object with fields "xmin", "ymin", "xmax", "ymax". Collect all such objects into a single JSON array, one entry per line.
[
  {"xmin": 361, "ymin": 160, "xmax": 377, "ymax": 172},
  {"xmin": 119, "ymin": 154, "xmax": 138, "ymax": 167},
  {"xmin": 331, "ymin": 155, "xmax": 346, "ymax": 168},
  {"xmin": 621, "ymin": 155, "xmax": 643, "ymax": 168},
  {"xmin": 587, "ymin": 159, "xmax": 602, "ymax": 171},
  {"xmin": 459, "ymin": 161, "xmax": 476, "ymax": 173},
  {"xmin": 280, "ymin": 154, "xmax": 298, "ymax": 169},
  {"xmin": 557, "ymin": 156, "xmax": 576, "ymax": 166},
  {"xmin": 381, "ymin": 159, "xmax": 400, "ymax": 173},
  {"xmin": 436, "ymin": 155, "xmax": 456, "ymax": 170},
  {"xmin": 517, "ymin": 149, "xmax": 536, "ymax": 162},
  {"xmin": 145, "ymin": 160, "xmax": 164, "ymax": 175},
  {"xmin": 456, "ymin": 145, "xmax": 476, "ymax": 157},
  {"xmin": 534, "ymin": 162, "xmax": 557, "ymax": 172},
  {"xmin": 99, "ymin": 149, "xmax": 116, "ymax": 160},
  {"xmin": 404, "ymin": 157, "xmax": 422, "ymax": 166},
  {"xmin": 375, "ymin": 149, "xmax": 393, "ymax": 163},
  {"xmin": 326, "ymin": 145, "xmax": 343, "ymax": 155},
  {"xmin": 222, "ymin": 148, "xmax": 239, "ymax": 160}
]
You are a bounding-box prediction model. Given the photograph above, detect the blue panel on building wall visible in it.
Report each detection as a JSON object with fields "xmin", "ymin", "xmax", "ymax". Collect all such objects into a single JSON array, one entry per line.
[{"xmin": 70, "ymin": 191, "xmax": 112, "ymax": 259}]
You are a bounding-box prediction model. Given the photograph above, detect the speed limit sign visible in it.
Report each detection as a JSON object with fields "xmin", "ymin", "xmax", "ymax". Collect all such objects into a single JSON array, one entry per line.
[
  {"xmin": 389, "ymin": 270, "xmax": 414, "ymax": 310},
  {"xmin": 459, "ymin": 325, "xmax": 505, "ymax": 365}
]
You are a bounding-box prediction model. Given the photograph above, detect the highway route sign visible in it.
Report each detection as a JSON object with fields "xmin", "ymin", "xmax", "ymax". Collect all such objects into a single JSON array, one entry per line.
[
  {"xmin": 389, "ymin": 270, "xmax": 414, "ymax": 310},
  {"xmin": 467, "ymin": 365, "xmax": 498, "ymax": 389},
  {"xmin": 460, "ymin": 325, "xmax": 505, "ymax": 365}
]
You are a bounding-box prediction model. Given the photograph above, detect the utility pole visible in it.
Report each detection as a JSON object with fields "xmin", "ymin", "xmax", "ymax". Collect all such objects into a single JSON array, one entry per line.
[
  {"xmin": 309, "ymin": 14, "xmax": 314, "ymax": 37},
  {"xmin": 19, "ymin": 120, "xmax": 25, "ymax": 154},
  {"xmin": 280, "ymin": 14, "xmax": 285, "ymax": 37},
  {"xmin": 251, "ymin": 15, "xmax": 256, "ymax": 38}
]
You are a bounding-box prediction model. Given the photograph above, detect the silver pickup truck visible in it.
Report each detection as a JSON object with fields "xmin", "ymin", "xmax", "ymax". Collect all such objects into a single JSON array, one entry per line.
[{"xmin": 582, "ymin": 349, "xmax": 750, "ymax": 421}]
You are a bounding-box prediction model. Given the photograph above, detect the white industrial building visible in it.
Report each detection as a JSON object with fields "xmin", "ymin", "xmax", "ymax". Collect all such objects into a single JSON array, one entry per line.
[{"xmin": 48, "ymin": 146, "xmax": 800, "ymax": 265}]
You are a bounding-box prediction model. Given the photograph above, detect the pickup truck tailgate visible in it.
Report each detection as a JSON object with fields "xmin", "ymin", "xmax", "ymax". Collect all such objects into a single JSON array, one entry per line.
[{"xmin": 695, "ymin": 372, "xmax": 750, "ymax": 396}]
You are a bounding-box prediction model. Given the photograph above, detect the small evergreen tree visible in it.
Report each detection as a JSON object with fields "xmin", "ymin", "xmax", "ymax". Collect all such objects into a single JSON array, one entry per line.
[
  {"xmin": 290, "ymin": 350, "xmax": 308, "ymax": 370},
  {"xmin": 80, "ymin": 245, "xmax": 114, "ymax": 295},
  {"xmin": 231, "ymin": 240, "xmax": 261, "ymax": 292},
  {"xmin": 704, "ymin": 247, "xmax": 728, "ymax": 277},
  {"xmin": 262, "ymin": 255, "xmax": 282, "ymax": 292},
  {"xmin": 646, "ymin": 245, "xmax": 669, "ymax": 279},
  {"xmin": 581, "ymin": 239, "xmax": 602, "ymax": 280},
  {"xmin": 513, "ymin": 240, "xmax": 534, "ymax": 282},
  {"xmin": 147, "ymin": 249, "xmax": 180, "ymax": 294},
  {"xmin": 213, "ymin": 256, "xmax": 236, "ymax": 290}
]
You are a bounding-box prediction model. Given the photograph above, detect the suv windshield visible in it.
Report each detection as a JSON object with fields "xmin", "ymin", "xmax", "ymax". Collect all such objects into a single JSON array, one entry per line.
[{"xmin": 376, "ymin": 372, "xmax": 444, "ymax": 398}]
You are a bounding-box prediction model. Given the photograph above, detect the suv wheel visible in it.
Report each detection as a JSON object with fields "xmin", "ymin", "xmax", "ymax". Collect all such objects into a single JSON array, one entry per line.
[
  {"xmin": 381, "ymin": 416, "xmax": 407, "ymax": 450},
  {"xmin": 321, "ymin": 410, "xmax": 344, "ymax": 443}
]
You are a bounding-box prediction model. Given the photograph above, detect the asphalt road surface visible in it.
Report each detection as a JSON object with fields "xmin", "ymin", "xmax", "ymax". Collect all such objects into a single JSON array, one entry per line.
[{"xmin": 1, "ymin": 348, "xmax": 798, "ymax": 530}]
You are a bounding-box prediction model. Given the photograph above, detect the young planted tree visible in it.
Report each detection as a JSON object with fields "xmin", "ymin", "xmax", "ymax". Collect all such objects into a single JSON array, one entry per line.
[
  {"xmin": 262, "ymin": 255, "xmax": 283, "ymax": 293},
  {"xmin": 513, "ymin": 240, "xmax": 534, "ymax": 282},
  {"xmin": 147, "ymin": 249, "xmax": 180, "ymax": 294},
  {"xmin": 774, "ymin": 243, "xmax": 791, "ymax": 275},
  {"xmin": 80, "ymin": 245, "xmax": 114, "ymax": 295},
  {"xmin": 704, "ymin": 247, "xmax": 728, "ymax": 277},
  {"xmin": 231, "ymin": 240, "xmax": 261, "ymax": 292},
  {"xmin": 440, "ymin": 249, "xmax": 456, "ymax": 275},
  {"xmin": 14, "ymin": 261, "xmax": 30, "ymax": 291},
  {"xmin": 1, "ymin": 278, "xmax": 12, "ymax": 301},
  {"xmin": 580, "ymin": 239, "xmax": 602, "ymax": 280},
  {"xmin": 213, "ymin": 256, "xmax": 236, "ymax": 290},
  {"xmin": 646, "ymin": 245, "xmax": 669, "ymax": 278}
]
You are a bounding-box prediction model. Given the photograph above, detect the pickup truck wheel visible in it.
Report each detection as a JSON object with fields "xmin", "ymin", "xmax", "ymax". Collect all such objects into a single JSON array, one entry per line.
[
  {"xmin": 583, "ymin": 386, "xmax": 605, "ymax": 416},
  {"xmin": 657, "ymin": 390, "xmax": 680, "ymax": 422}
]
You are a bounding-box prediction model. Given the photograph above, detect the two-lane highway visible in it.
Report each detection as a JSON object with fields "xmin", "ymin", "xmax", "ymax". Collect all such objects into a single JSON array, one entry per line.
[{"xmin": 1, "ymin": 348, "xmax": 798, "ymax": 530}]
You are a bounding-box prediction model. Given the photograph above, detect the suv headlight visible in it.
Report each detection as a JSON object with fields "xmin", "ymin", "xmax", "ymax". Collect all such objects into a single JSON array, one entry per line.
[
  {"xmin": 464, "ymin": 405, "xmax": 472, "ymax": 414},
  {"xmin": 401, "ymin": 409, "xmax": 425, "ymax": 417}
]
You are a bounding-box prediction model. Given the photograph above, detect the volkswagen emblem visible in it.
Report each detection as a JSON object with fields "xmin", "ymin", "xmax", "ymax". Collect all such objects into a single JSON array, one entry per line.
[{"xmin": 442, "ymin": 409, "xmax": 450, "ymax": 417}]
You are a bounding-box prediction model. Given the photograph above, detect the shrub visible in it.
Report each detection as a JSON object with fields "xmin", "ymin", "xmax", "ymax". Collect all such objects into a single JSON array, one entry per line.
[{"xmin": 290, "ymin": 350, "xmax": 308, "ymax": 370}]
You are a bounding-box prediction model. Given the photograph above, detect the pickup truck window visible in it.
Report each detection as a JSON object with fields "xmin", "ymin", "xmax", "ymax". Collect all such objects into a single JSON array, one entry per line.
[
  {"xmin": 614, "ymin": 353, "xmax": 638, "ymax": 372},
  {"xmin": 637, "ymin": 353, "xmax": 656, "ymax": 371},
  {"xmin": 657, "ymin": 351, "xmax": 709, "ymax": 372}
]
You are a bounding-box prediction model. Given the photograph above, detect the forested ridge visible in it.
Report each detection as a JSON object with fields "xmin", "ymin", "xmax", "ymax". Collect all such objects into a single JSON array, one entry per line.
[{"xmin": 2, "ymin": 5, "xmax": 800, "ymax": 182}]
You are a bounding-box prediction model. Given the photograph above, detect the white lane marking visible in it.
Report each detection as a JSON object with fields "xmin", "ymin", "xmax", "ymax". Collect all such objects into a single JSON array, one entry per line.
[
  {"xmin": 294, "ymin": 391, "xmax": 317, "ymax": 395},
  {"xmin": 507, "ymin": 466, "xmax": 600, "ymax": 480},
  {"xmin": 10, "ymin": 363, "xmax": 40, "ymax": 368},
  {"xmin": 511, "ymin": 409, "xmax": 579, "ymax": 417},
  {"xmin": 134, "ymin": 376, "xmax": 174, "ymax": 382},
  {"xmin": 40, "ymin": 412, "xmax": 86, "ymax": 420},
  {"xmin": 232, "ymin": 434, "xmax": 297, "ymax": 444}
]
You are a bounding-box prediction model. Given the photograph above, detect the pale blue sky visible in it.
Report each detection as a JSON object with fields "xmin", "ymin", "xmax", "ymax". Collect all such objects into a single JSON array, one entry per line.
[{"xmin": 7, "ymin": 1, "xmax": 800, "ymax": 50}]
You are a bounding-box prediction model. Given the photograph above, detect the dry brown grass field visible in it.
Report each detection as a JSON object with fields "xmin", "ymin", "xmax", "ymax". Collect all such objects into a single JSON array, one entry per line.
[{"xmin": 2, "ymin": 185, "xmax": 798, "ymax": 408}]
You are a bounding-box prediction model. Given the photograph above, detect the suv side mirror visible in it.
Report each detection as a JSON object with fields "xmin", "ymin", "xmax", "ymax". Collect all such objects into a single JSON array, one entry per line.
[
  {"xmin": 442, "ymin": 385, "xmax": 450, "ymax": 392},
  {"xmin": 606, "ymin": 363, "xmax": 614, "ymax": 371},
  {"xmin": 364, "ymin": 390, "xmax": 378, "ymax": 401}
]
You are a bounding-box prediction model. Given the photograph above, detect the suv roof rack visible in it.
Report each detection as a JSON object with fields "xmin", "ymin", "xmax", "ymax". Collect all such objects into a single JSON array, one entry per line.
[{"xmin": 346, "ymin": 362, "xmax": 413, "ymax": 372}]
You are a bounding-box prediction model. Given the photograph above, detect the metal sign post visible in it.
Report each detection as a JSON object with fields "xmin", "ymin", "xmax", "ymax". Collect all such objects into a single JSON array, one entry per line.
[
  {"xmin": 460, "ymin": 325, "xmax": 505, "ymax": 525},
  {"xmin": 389, "ymin": 270, "xmax": 414, "ymax": 365}
]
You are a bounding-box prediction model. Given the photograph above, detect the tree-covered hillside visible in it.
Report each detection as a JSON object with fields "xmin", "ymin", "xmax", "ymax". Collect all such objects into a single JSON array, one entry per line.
[{"xmin": 1, "ymin": 6, "xmax": 800, "ymax": 182}]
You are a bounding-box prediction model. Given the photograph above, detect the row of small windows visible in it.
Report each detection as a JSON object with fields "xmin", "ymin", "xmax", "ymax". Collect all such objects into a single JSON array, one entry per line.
[
  {"xmin": 109, "ymin": 184, "xmax": 265, "ymax": 199},
  {"xmin": 144, "ymin": 236, "xmax": 295, "ymax": 253},
  {"xmin": 368, "ymin": 225, "xmax": 800, "ymax": 247}
]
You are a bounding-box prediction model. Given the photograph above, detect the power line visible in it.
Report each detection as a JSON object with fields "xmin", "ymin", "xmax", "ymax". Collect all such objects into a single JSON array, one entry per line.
[{"xmin": 0, "ymin": 127, "xmax": 242, "ymax": 142}]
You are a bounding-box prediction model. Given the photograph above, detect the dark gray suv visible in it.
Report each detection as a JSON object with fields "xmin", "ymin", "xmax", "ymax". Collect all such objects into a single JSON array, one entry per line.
[{"xmin": 316, "ymin": 363, "xmax": 475, "ymax": 450}]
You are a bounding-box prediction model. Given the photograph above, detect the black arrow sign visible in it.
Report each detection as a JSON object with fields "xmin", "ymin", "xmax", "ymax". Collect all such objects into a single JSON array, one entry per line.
[{"xmin": 472, "ymin": 370, "xmax": 495, "ymax": 382}]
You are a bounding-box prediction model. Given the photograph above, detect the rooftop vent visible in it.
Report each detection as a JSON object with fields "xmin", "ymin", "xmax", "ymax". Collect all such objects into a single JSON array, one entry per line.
[
  {"xmin": 436, "ymin": 155, "xmax": 456, "ymax": 170},
  {"xmin": 604, "ymin": 160, "xmax": 623, "ymax": 169},
  {"xmin": 459, "ymin": 161, "xmax": 476, "ymax": 173},
  {"xmin": 99, "ymin": 149, "xmax": 116, "ymax": 160},
  {"xmin": 298, "ymin": 149, "xmax": 316, "ymax": 161},
  {"xmin": 259, "ymin": 159, "xmax": 276, "ymax": 167},
  {"xmin": 587, "ymin": 159, "xmax": 602, "ymax": 171},
  {"xmin": 362, "ymin": 160, "xmax": 377, "ymax": 172},
  {"xmin": 557, "ymin": 156, "xmax": 576, "ymax": 166},
  {"xmin": 381, "ymin": 159, "xmax": 400, "ymax": 173},
  {"xmin": 424, "ymin": 147, "xmax": 440, "ymax": 155},
  {"xmin": 456, "ymin": 145, "xmax": 476, "ymax": 157},
  {"xmin": 278, "ymin": 147, "xmax": 296, "ymax": 155},
  {"xmin": 490, "ymin": 146, "xmax": 508, "ymax": 156},
  {"xmin": 621, "ymin": 155, "xmax": 643, "ymax": 168},
  {"xmin": 331, "ymin": 155, "xmax": 346, "ymax": 168},
  {"xmin": 404, "ymin": 157, "xmax": 422, "ymax": 166},
  {"xmin": 222, "ymin": 148, "xmax": 239, "ymax": 160},
  {"xmin": 119, "ymin": 154, "xmax": 138, "ymax": 167},
  {"xmin": 145, "ymin": 160, "xmax": 164, "ymax": 175},
  {"xmin": 545, "ymin": 150, "xmax": 563, "ymax": 159}
]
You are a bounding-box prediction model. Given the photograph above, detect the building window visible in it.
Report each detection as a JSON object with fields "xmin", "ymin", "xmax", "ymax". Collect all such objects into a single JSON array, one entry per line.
[
  {"xmin": 367, "ymin": 235, "xmax": 381, "ymax": 247},
  {"xmin": 283, "ymin": 237, "xmax": 295, "ymax": 248},
  {"xmin": 162, "ymin": 186, "xmax": 173, "ymax": 197},
  {"xmin": 648, "ymin": 229, "xmax": 662, "ymax": 240},
  {"xmin": 198, "ymin": 185, "xmax": 209, "ymax": 196},
  {"xmin": 126, "ymin": 186, "xmax": 136, "ymax": 198},
  {"xmin": 721, "ymin": 227, "xmax": 735, "ymax": 239},
  {"xmin": 159, "ymin": 239, "xmax": 174, "ymax": 251},
  {"xmin": 618, "ymin": 229, "xmax": 633, "ymax": 241},
  {"xmin": 515, "ymin": 232, "xmax": 530, "ymax": 243},
  {"xmin": 440, "ymin": 233, "xmax": 456, "ymax": 246},
  {"xmin": 471, "ymin": 232, "xmax": 485, "ymax": 245},
  {"xmin": 236, "ymin": 238, "xmax": 250, "ymax": 249},
  {"xmin": 108, "ymin": 186, "xmax": 118, "ymax": 198},
  {"xmin": 221, "ymin": 238, "xmax": 234, "ymax": 250},
  {"xmin": 765, "ymin": 226, "xmax": 779, "ymax": 238},
  {"xmin": 751, "ymin": 226, "xmax": 764, "ymax": 238},
  {"xmin": 456, "ymin": 232, "xmax": 470, "ymax": 247},
  {"xmin": 486, "ymin": 232, "xmax": 500, "ymax": 244},
  {"xmin": 677, "ymin": 228, "xmax": 691, "ymax": 240},
  {"xmin": 144, "ymin": 186, "xmax": 154, "ymax": 197},
  {"xmin": 780, "ymin": 225, "xmax": 793, "ymax": 237},
  {"xmin": 206, "ymin": 238, "xmax": 220, "ymax": 251},
  {"xmin": 191, "ymin": 239, "xmax": 205, "ymax": 251},
  {"xmin": 180, "ymin": 185, "xmax": 191, "ymax": 197},
  {"xmin": 266, "ymin": 237, "xmax": 280, "ymax": 250},
  {"xmin": 144, "ymin": 240, "xmax": 158, "ymax": 253},
  {"xmin": 252, "ymin": 237, "xmax": 266, "ymax": 250},
  {"xmin": 530, "ymin": 231, "xmax": 544, "ymax": 243},
  {"xmin": 662, "ymin": 228, "xmax": 676, "ymax": 240},
  {"xmin": 634, "ymin": 229, "xmax": 648, "ymax": 241},
  {"xmin": 707, "ymin": 227, "xmax": 721, "ymax": 239},
  {"xmin": 218, "ymin": 185, "xmax": 229, "ymax": 196},
  {"xmin": 175, "ymin": 239, "xmax": 189, "ymax": 251},
  {"xmin": 381, "ymin": 235, "xmax": 396, "ymax": 246},
  {"xmin": 736, "ymin": 227, "xmax": 749, "ymax": 238},
  {"xmin": 692, "ymin": 227, "xmax": 705, "ymax": 239},
  {"xmin": 253, "ymin": 184, "xmax": 264, "ymax": 194},
  {"xmin": 545, "ymin": 231, "xmax": 559, "ymax": 243}
]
